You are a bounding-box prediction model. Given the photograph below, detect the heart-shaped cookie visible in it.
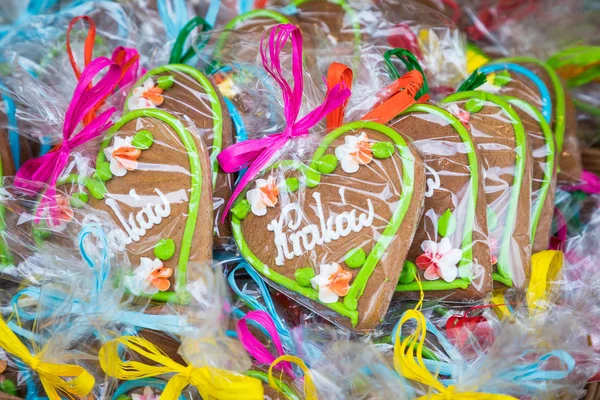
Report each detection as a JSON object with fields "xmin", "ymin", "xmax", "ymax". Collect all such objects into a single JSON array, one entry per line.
[
  {"xmin": 391, "ymin": 104, "xmax": 492, "ymax": 300},
  {"xmin": 476, "ymin": 64, "xmax": 557, "ymax": 252},
  {"xmin": 85, "ymin": 109, "xmax": 213, "ymax": 302},
  {"xmin": 442, "ymin": 91, "xmax": 532, "ymax": 289},
  {"xmin": 125, "ymin": 65, "xmax": 233, "ymax": 247},
  {"xmin": 491, "ymin": 57, "xmax": 581, "ymax": 183},
  {"xmin": 232, "ymin": 120, "xmax": 425, "ymax": 330}
]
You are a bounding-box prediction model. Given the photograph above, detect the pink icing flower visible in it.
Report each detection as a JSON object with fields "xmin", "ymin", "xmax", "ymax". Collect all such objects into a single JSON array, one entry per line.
[
  {"xmin": 132, "ymin": 386, "xmax": 158, "ymax": 400},
  {"xmin": 416, "ymin": 238, "xmax": 462, "ymax": 282}
]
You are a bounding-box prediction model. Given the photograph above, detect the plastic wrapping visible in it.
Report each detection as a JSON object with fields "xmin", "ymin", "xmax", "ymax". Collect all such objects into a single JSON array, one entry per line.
[
  {"xmin": 474, "ymin": 62, "xmax": 558, "ymax": 252},
  {"xmin": 441, "ymin": 91, "xmax": 532, "ymax": 289}
]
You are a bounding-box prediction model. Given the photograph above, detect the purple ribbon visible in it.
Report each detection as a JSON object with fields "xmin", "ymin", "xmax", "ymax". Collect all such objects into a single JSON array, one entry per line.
[
  {"xmin": 237, "ymin": 310, "xmax": 296, "ymax": 379},
  {"xmin": 217, "ymin": 24, "xmax": 351, "ymax": 222},
  {"xmin": 15, "ymin": 56, "xmax": 124, "ymax": 222}
]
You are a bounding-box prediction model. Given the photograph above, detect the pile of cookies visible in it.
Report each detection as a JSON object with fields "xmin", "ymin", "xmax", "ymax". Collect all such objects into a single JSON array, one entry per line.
[{"xmin": 0, "ymin": 0, "xmax": 598, "ymax": 399}]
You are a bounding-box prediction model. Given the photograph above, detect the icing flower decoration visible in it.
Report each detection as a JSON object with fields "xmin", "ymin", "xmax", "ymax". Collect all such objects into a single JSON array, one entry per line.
[
  {"xmin": 127, "ymin": 78, "xmax": 164, "ymax": 110},
  {"xmin": 416, "ymin": 238, "xmax": 462, "ymax": 282},
  {"xmin": 104, "ymin": 136, "xmax": 142, "ymax": 177},
  {"xmin": 125, "ymin": 257, "xmax": 173, "ymax": 295},
  {"xmin": 246, "ymin": 176, "xmax": 279, "ymax": 216},
  {"xmin": 310, "ymin": 263, "xmax": 353, "ymax": 303},
  {"xmin": 132, "ymin": 386, "xmax": 159, "ymax": 400},
  {"xmin": 335, "ymin": 132, "xmax": 373, "ymax": 173},
  {"xmin": 489, "ymin": 238, "xmax": 498, "ymax": 265},
  {"xmin": 38, "ymin": 195, "xmax": 74, "ymax": 231}
]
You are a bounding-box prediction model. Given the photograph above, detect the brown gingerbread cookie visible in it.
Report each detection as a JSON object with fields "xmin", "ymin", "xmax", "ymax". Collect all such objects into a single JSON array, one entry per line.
[
  {"xmin": 82, "ymin": 110, "xmax": 213, "ymax": 302},
  {"xmin": 442, "ymin": 91, "xmax": 532, "ymax": 289},
  {"xmin": 391, "ymin": 104, "xmax": 492, "ymax": 301},
  {"xmin": 231, "ymin": 121, "xmax": 425, "ymax": 330},
  {"xmin": 492, "ymin": 57, "xmax": 582, "ymax": 183},
  {"xmin": 125, "ymin": 65, "xmax": 233, "ymax": 248},
  {"xmin": 476, "ymin": 65, "xmax": 558, "ymax": 252},
  {"xmin": 0, "ymin": 113, "xmax": 16, "ymax": 177}
]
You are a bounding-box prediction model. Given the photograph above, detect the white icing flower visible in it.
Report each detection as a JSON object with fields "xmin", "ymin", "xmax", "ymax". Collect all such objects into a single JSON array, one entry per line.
[
  {"xmin": 246, "ymin": 176, "xmax": 279, "ymax": 216},
  {"xmin": 310, "ymin": 263, "xmax": 353, "ymax": 304},
  {"xmin": 416, "ymin": 237, "xmax": 462, "ymax": 283},
  {"xmin": 334, "ymin": 132, "xmax": 373, "ymax": 173},
  {"xmin": 103, "ymin": 136, "xmax": 141, "ymax": 177},
  {"xmin": 125, "ymin": 257, "xmax": 172, "ymax": 295},
  {"xmin": 127, "ymin": 78, "xmax": 165, "ymax": 110}
]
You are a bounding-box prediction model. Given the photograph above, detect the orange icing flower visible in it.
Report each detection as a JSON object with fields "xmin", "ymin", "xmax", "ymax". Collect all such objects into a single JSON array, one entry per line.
[
  {"xmin": 247, "ymin": 176, "xmax": 280, "ymax": 216},
  {"xmin": 112, "ymin": 146, "xmax": 141, "ymax": 171},
  {"xmin": 104, "ymin": 136, "xmax": 142, "ymax": 177},
  {"xmin": 335, "ymin": 132, "xmax": 373, "ymax": 173},
  {"xmin": 128, "ymin": 78, "xmax": 165, "ymax": 110},
  {"xmin": 55, "ymin": 195, "xmax": 74, "ymax": 222},
  {"xmin": 311, "ymin": 263, "xmax": 353, "ymax": 303},
  {"xmin": 148, "ymin": 265, "xmax": 173, "ymax": 291}
]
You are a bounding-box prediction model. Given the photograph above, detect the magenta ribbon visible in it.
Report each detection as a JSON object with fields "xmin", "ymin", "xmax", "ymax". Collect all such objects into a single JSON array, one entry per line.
[
  {"xmin": 111, "ymin": 46, "xmax": 144, "ymax": 87},
  {"xmin": 217, "ymin": 24, "xmax": 351, "ymax": 222},
  {"xmin": 237, "ymin": 310, "xmax": 296, "ymax": 379},
  {"xmin": 562, "ymin": 170, "xmax": 600, "ymax": 194},
  {"xmin": 15, "ymin": 56, "xmax": 124, "ymax": 222}
]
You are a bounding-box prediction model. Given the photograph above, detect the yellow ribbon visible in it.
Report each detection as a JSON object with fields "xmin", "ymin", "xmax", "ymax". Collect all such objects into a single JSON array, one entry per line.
[
  {"xmin": 527, "ymin": 250, "xmax": 564, "ymax": 314},
  {"xmin": 98, "ymin": 336, "xmax": 263, "ymax": 400},
  {"xmin": 0, "ymin": 318, "xmax": 95, "ymax": 400},
  {"xmin": 268, "ymin": 355, "xmax": 317, "ymax": 400},
  {"xmin": 490, "ymin": 289, "xmax": 512, "ymax": 319},
  {"xmin": 467, "ymin": 49, "xmax": 491, "ymax": 74},
  {"xmin": 393, "ymin": 291, "xmax": 517, "ymax": 399}
]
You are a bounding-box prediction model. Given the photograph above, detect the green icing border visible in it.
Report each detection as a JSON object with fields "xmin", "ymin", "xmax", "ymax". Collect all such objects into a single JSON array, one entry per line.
[
  {"xmin": 246, "ymin": 371, "xmax": 299, "ymax": 400},
  {"xmin": 124, "ymin": 64, "xmax": 223, "ymax": 188},
  {"xmin": 290, "ymin": 0, "xmax": 362, "ymax": 62},
  {"xmin": 504, "ymin": 96, "xmax": 555, "ymax": 247},
  {"xmin": 395, "ymin": 104, "xmax": 479, "ymax": 292},
  {"xmin": 441, "ymin": 91, "xmax": 527, "ymax": 286},
  {"xmin": 0, "ymin": 156, "xmax": 12, "ymax": 268},
  {"xmin": 94, "ymin": 109, "xmax": 203, "ymax": 303},
  {"xmin": 492, "ymin": 57, "xmax": 566, "ymax": 154},
  {"xmin": 231, "ymin": 120, "xmax": 416, "ymax": 327},
  {"xmin": 212, "ymin": 10, "xmax": 292, "ymax": 65}
]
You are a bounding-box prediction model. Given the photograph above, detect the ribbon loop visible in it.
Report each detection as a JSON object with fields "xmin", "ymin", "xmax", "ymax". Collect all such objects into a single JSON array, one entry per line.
[
  {"xmin": 384, "ymin": 48, "xmax": 429, "ymax": 99},
  {"xmin": 217, "ymin": 24, "xmax": 351, "ymax": 221},
  {"xmin": 325, "ymin": 62, "xmax": 353, "ymax": 130},
  {"xmin": 169, "ymin": 16, "xmax": 212, "ymax": 64},
  {"xmin": 0, "ymin": 318, "xmax": 95, "ymax": 399}
]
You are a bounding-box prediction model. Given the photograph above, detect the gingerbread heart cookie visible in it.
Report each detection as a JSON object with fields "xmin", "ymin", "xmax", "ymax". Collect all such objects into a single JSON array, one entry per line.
[
  {"xmin": 442, "ymin": 91, "xmax": 532, "ymax": 289},
  {"xmin": 125, "ymin": 65, "xmax": 232, "ymax": 247},
  {"xmin": 231, "ymin": 121, "xmax": 425, "ymax": 330},
  {"xmin": 84, "ymin": 109, "xmax": 213, "ymax": 302},
  {"xmin": 476, "ymin": 64, "xmax": 557, "ymax": 252},
  {"xmin": 492, "ymin": 57, "xmax": 582, "ymax": 184},
  {"xmin": 391, "ymin": 104, "xmax": 492, "ymax": 301}
]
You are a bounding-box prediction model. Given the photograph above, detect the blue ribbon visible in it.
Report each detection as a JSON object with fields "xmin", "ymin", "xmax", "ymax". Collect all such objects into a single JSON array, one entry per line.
[
  {"xmin": 112, "ymin": 378, "xmax": 186, "ymax": 400},
  {"xmin": 480, "ymin": 63, "xmax": 553, "ymax": 123},
  {"xmin": 157, "ymin": 0, "xmax": 189, "ymax": 41},
  {"xmin": 205, "ymin": 0, "xmax": 221, "ymax": 28},
  {"xmin": 227, "ymin": 262, "xmax": 295, "ymax": 353}
]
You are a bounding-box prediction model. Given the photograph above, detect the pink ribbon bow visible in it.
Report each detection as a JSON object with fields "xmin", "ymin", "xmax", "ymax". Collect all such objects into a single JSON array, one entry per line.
[
  {"xmin": 15, "ymin": 57, "xmax": 126, "ymax": 223},
  {"xmin": 217, "ymin": 24, "xmax": 351, "ymax": 222},
  {"xmin": 237, "ymin": 310, "xmax": 296, "ymax": 379}
]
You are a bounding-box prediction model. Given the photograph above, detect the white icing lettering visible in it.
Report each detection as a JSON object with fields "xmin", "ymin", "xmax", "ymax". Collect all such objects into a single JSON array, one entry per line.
[
  {"xmin": 267, "ymin": 192, "xmax": 374, "ymax": 266},
  {"xmin": 105, "ymin": 188, "xmax": 173, "ymax": 243},
  {"xmin": 424, "ymin": 164, "xmax": 441, "ymax": 198}
]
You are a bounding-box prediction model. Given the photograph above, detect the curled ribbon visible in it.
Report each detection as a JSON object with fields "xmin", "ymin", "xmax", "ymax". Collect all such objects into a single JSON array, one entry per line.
[
  {"xmin": 0, "ymin": 317, "xmax": 95, "ymax": 400},
  {"xmin": 393, "ymin": 288, "xmax": 517, "ymax": 399},
  {"xmin": 237, "ymin": 310, "xmax": 295, "ymax": 379},
  {"xmin": 216, "ymin": 23, "xmax": 351, "ymax": 221},
  {"xmin": 99, "ymin": 336, "xmax": 264, "ymax": 400},
  {"xmin": 269, "ymin": 355, "xmax": 317, "ymax": 400},
  {"xmin": 527, "ymin": 250, "xmax": 564, "ymax": 314}
]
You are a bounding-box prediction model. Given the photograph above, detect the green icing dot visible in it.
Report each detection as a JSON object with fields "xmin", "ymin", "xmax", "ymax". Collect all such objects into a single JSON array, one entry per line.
[
  {"xmin": 316, "ymin": 154, "xmax": 338, "ymax": 174},
  {"xmin": 86, "ymin": 179, "xmax": 107, "ymax": 200},
  {"xmin": 231, "ymin": 199, "xmax": 251, "ymax": 220},
  {"xmin": 0, "ymin": 379, "xmax": 17, "ymax": 396},
  {"xmin": 345, "ymin": 248, "xmax": 366, "ymax": 268},
  {"xmin": 70, "ymin": 192, "xmax": 89, "ymax": 208},
  {"xmin": 305, "ymin": 167, "xmax": 320, "ymax": 188},
  {"xmin": 132, "ymin": 130, "xmax": 154, "ymax": 150},
  {"xmin": 116, "ymin": 396, "xmax": 132, "ymax": 400},
  {"xmin": 372, "ymin": 142, "xmax": 394, "ymax": 159},
  {"xmin": 494, "ymin": 71, "xmax": 512, "ymax": 87},
  {"xmin": 284, "ymin": 177, "xmax": 300, "ymax": 192},
  {"xmin": 157, "ymin": 75, "xmax": 175, "ymax": 90},
  {"xmin": 465, "ymin": 98, "xmax": 484, "ymax": 113},
  {"xmin": 398, "ymin": 261, "xmax": 417, "ymax": 284},
  {"xmin": 94, "ymin": 161, "xmax": 112, "ymax": 181},
  {"xmin": 295, "ymin": 268, "xmax": 315, "ymax": 287},
  {"xmin": 438, "ymin": 209, "xmax": 457, "ymax": 238},
  {"xmin": 154, "ymin": 238, "xmax": 176, "ymax": 260}
]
